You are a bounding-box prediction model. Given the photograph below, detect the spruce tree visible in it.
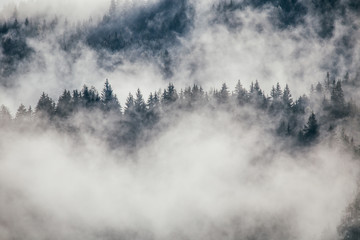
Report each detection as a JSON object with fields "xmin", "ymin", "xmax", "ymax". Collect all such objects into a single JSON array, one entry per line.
[
  {"xmin": 101, "ymin": 79, "xmax": 121, "ymax": 114},
  {"xmin": 282, "ymin": 84, "xmax": 293, "ymax": 111},
  {"xmin": 235, "ymin": 80, "xmax": 247, "ymax": 105},
  {"xmin": 56, "ymin": 90, "xmax": 72, "ymax": 118},
  {"xmin": 218, "ymin": 83, "xmax": 229, "ymax": 104},
  {"xmin": 300, "ymin": 112, "xmax": 319, "ymax": 144},
  {"xmin": 162, "ymin": 83, "xmax": 178, "ymax": 106},
  {"xmin": 16, "ymin": 104, "xmax": 27, "ymax": 120},
  {"xmin": 36, "ymin": 92, "xmax": 56, "ymax": 119},
  {"xmin": 134, "ymin": 89, "xmax": 146, "ymax": 117}
]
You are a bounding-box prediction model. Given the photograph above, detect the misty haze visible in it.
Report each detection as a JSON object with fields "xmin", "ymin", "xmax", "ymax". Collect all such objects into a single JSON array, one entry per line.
[{"xmin": 0, "ymin": 0, "xmax": 360, "ymax": 239}]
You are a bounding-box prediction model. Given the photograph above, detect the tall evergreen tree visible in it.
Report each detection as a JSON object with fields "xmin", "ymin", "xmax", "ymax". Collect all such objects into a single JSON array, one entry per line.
[
  {"xmin": 330, "ymin": 80, "xmax": 347, "ymax": 118},
  {"xmin": 56, "ymin": 90, "xmax": 72, "ymax": 118},
  {"xmin": 82, "ymin": 85, "xmax": 101, "ymax": 110},
  {"xmin": 282, "ymin": 84, "xmax": 293, "ymax": 111},
  {"xmin": 100, "ymin": 79, "xmax": 121, "ymax": 114},
  {"xmin": 124, "ymin": 93, "xmax": 135, "ymax": 117},
  {"xmin": 134, "ymin": 88, "xmax": 146, "ymax": 118},
  {"xmin": 36, "ymin": 92, "xmax": 56, "ymax": 119},
  {"xmin": 162, "ymin": 83, "xmax": 178, "ymax": 106},
  {"xmin": 234, "ymin": 80, "xmax": 247, "ymax": 105},
  {"xmin": 15, "ymin": 104, "xmax": 27, "ymax": 120},
  {"xmin": 218, "ymin": 83, "xmax": 229, "ymax": 104},
  {"xmin": 299, "ymin": 112, "xmax": 319, "ymax": 144}
]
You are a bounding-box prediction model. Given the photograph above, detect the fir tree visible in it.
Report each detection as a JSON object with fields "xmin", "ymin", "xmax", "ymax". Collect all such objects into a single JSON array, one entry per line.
[
  {"xmin": 218, "ymin": 83, "xmax": 229, "ymax": 104},
  {"xmin": 101, "ymin": 79, "xmax": 121, "ymax": 114},
  {"xmin": 56, "ymin": 90, "xmax": 72, "ymax": 118},
  {"xmin": 134, "ymin": 89, "xmax": 146, "ymax": 117},
  {"xmin": 15, "ymin": 104, "xmax": 27, "ymax": 120},
  {"xmin": 162, "ymin": 83, "xmax": 178, "ymax": 106},
  {"xmin": 330, "ymin": 80, "xmax": 347, "ymax": 118},
  {"xmin": 299, "ymin": 112, "xmax": 319, "ymax": 144},
  {"xmin": 282, "ymin": 84, "xmax": 293, "ymax": 111},
  {"xmin": 234, "ymin": 80, "xmax": 247, "ymax": 105},
  {"xmin": 36, "ymin": 92, "xmax": 56, "ymax": 119}
]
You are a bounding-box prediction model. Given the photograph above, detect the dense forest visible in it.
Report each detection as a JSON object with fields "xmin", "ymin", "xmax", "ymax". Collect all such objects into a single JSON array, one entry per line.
[
  {"xmin": 0, "ymin": 73, "xmax": 356, "ymax": 146},
  {"xmin": 1, "ymin": 72, "xmax": 360, "ymax": 239},
  {"xmin": 0, "ymin": 0, "xmax": 360, "ymax": 240}
]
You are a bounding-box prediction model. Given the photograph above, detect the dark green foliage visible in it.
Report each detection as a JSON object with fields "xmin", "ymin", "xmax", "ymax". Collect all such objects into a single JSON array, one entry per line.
[
  {"xmin": 234, "ymin": 80, "xmax": 248, "ymax": 105},
  {"xmin": 56, "ymin": 90, "xmax": 73, "ymax": 118},
  {"xmin": 248, "ymin": 80, "xmax": 265, "ymax": 108},
  {"xmin": 298, "ymin": 112, "xmax": 319, "ymax": 145},
  {"xmin": 217, "ymin": 83, "xmax": 229, "ymax": 104},
  {"xmin": 293, "ymin": 95, "xmax": 308, "ymax": 114},
  {"xmin": 282, "ymin": 84, "xmax": 293, "ymax": 112},
  {"xmin": 1, "ymin": 72, "xmax": 357, "ymax": 152},
  {"xmin": 101, "ymin": 79, "xmax": 121, "ymax": 114},
  {"xmin": 146, "ymin": 92, "xmax": 160, "ymax": 126},
  {"xmin": 35, "ymin": 93, "xmax": 56, "ymax": 119},
  {"xmin": 330, "ymin": 80, "xmax": 348, "ymax": 118},
  {"xmin": 162, "ymin": 83, "xmax": 178, "ymax": 106},
  {"xmin": 81, "ymin": 85, "xmax": 101, "ymax": 110},
  {"xmin": 134, "ymin": 89, "xmax": 147, "ymax": 120},
  {"xmin": 87, "ymin": 0, "xmax": 194, "ymax": 56}
]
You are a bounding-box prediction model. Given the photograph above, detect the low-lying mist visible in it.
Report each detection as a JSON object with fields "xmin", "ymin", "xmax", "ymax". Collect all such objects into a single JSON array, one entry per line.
[{"xmin": 0, "ymin": 106, "xmax": 358, "ymax": 240}]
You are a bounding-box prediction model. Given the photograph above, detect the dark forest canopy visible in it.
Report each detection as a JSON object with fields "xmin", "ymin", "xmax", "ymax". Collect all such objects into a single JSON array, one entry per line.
[
  {"xmin": 0, "ymin": 72, "xmax": 358, "ymax": 152},
  {"xmin": 0, "ymin": 0, "xmax": 359, "ymax": 84}
]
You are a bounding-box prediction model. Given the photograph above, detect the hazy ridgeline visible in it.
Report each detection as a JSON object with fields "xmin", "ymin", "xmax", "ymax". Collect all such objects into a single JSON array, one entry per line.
[{"xmin": 0, "ymin": 0, "xmax": 360, "ymax": 240}]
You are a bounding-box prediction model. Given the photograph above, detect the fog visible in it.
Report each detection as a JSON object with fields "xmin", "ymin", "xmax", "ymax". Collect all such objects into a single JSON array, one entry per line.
[
  {"xmin": 0, "ymin": 109, "xmax": 358, "ymax": 240},
  {"xmin": 0, "ymin": 0, "xmax": 359, "ymax": 239},
  {"xmin": 0, "ymin": 0, "xmax": 359, "ymax": 110}
]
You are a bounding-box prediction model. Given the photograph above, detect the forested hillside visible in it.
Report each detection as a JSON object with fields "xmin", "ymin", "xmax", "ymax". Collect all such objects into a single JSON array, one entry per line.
[{"xmin": 0, "ymin": 1, "xmax": 360, "ymax": 240}]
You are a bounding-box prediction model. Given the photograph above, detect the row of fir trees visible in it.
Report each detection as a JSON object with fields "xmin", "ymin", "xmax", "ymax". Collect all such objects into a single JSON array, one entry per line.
[{"xmin": 0, "ymin": 73, "xmax": 357, "ymax": 148}]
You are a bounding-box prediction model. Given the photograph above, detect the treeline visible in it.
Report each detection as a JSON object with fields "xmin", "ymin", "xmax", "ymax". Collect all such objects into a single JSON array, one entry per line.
[{"xmin": 0, "ymin": 72, "xmax": 357, "ymax": 148}]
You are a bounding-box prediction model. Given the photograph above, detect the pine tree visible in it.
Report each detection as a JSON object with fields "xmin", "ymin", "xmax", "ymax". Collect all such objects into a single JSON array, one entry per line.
[
  {"xmin": 234, "ymin": 80, "xmax": 247, "ymax": 105},
  {"xmin": 330, "ymin": 80, "xmax": 347, "ymax": 118},
  {"xmin": 276, "ymin": 82, "xmax": 282, "ymax": 98},
  {"xmin": 124, "ymin": 93, "xmax": 135, "ymax": 117},
  {"xmin": 56, "ymin": 90, "xmax": 72, "ymax": 118},
  {"xmin": 299, "ymin": 112, "xmax": 319, "ymax": 144},
  {"xmin": 218, "ymin": 83, "xmax": 229, "ymax": 104},
  {"xmin": 16, "ymin": 104, "xmax": 27, "ymax": 120},
  {"xmin": 293, "ymin": 95, "xmax": 308, "ymax": 114},
  {"xmin": 36, "ymin": 92, "xmax": 56, "ymax": 119},
  {"xmin": 249, "ymin": 80, "xmax": 264, "ymax": 108},
  {"xmin": 282, "ymin": 84, "xmax": 293, "ymax": 111},
  {"xmin": 101, "ymin": 79, "xmax": 121, "ymax": 113},
  {"xmin": 72, "ymin": 90, "xmax": 81, "ymax": 112},
  {"xmin": 82, "ymin": 85, "xmax": 101, "ymax": 110},
  {"xmin": 146, "ymin": 92, "xmax": 160, "ymax": 126},
  {"xmin": 134, "ymin": 88, "xmax": 146, "ymax": 117},
  {"xmin": 162, "ymin": 83, "xmax": 178, "ymax": 106}
]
